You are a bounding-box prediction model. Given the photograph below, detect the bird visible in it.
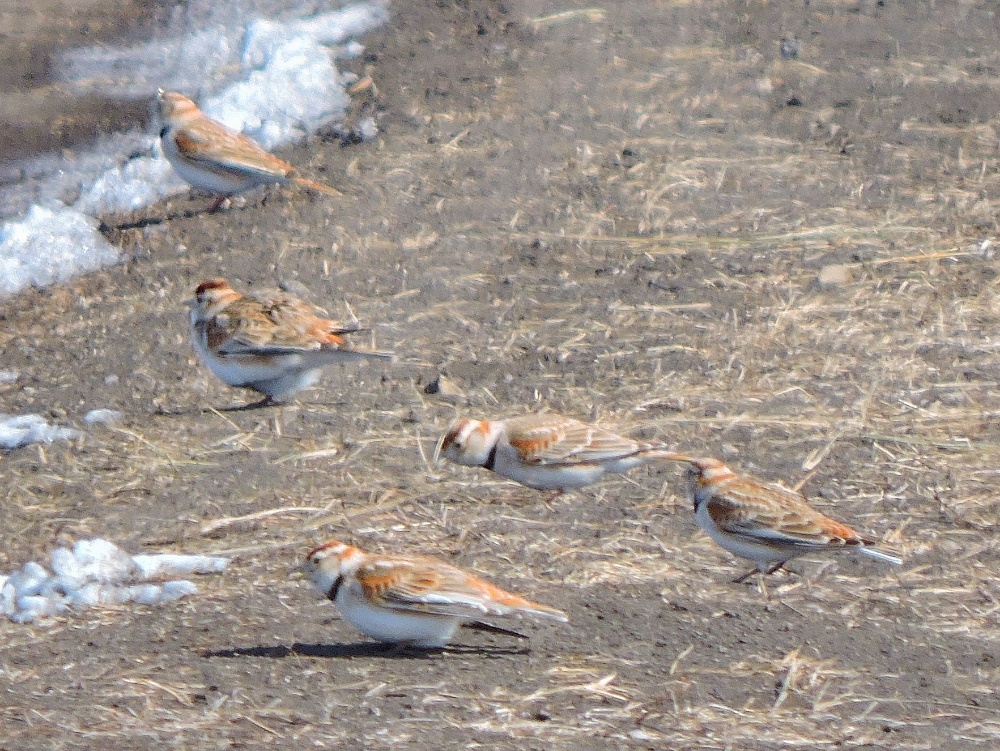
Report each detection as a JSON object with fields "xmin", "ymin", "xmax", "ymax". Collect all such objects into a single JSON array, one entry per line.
[
  {"xmin": 157, "ymin": 90, "xmax": 341, "ymax": 211},
  {"xmin": 434, "ymin": 412, "xmax": 679, "ymax": 493},
  {"xmin": 304, "ymin": 540, "xmax": 568, "ymax": 648},
  {"xmin": 667, "ymin": 453, "xmax": 902, "ymax": 583},
  {"xmin": 188, "ymin": 278, "xmax": 392, "ymax": 404}
]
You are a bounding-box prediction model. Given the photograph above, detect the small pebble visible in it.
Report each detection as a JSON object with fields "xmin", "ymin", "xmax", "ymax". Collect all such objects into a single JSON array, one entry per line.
[
  {"xmin": 424, "ymin": 374, "xmax": 466, "ymax": 403},
  {"xmin": 818, "ymin": 264, "xmax": 853, "ymax": 287},
  {"xmin": 358, "ymin": 116, "xmax": 379, "ymax": 142},
  {"xmin": 342, "ymin": 40, "xmax": 365, "ymax": 59},
  {"xmin": 780, "ymin": 38, "xmax": 801, "ymax": 59},
  {"xmin": 84, "ymin": 409, "xmax": 124, "ymax": 427},
  {"xmin": 279, "ymin": 279, "xmax": 312, "ymax": 298}
]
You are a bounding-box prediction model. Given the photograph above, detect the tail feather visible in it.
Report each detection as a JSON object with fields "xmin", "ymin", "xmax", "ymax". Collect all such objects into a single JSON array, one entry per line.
[
  {"xmin": 292, "ymin": 175, "xmax": 342, "ymax": 197},
  {"xmin": 528, "ymin": 604, "xmax": 569, "ymax": 622},
  {"xmin": 509, "ymin": 600, "xmax": 569, "ymax": 623},
  {"xmin": 644, "ymin": 450, "xmax": 703, "ymax": 464},
  {"xmin": 858, "ymin": 543, "xmax": 903, "ymax": 566},
  {"xmin": 463, "ymin": 621, "xmax": 528, "ymax": 639},
  {"xmin": 642, "ymin": 448, "xmax": 698, "ymax": 463},
  {"xmin": 481, "ymin": 579, "xmax": 568, "ymax": 622}
]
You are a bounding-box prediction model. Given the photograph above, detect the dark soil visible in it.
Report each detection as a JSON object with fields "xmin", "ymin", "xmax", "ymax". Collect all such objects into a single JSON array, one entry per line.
[{"xmin": 2, "ymin": 1, "xmax": 1000, "ymax": 748}]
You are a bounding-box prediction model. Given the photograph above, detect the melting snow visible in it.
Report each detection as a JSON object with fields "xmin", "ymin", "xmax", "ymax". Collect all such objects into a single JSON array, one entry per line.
[
  {"xmin": 0, "ymin": 413, "xmax": 83, "ymax": 451},
  {"xmin": 0, "ymin": 1, "xmax": 390, "ymax": 300},
  {"xmin": 0, "ymin": 206, "xmax": 120, "ymax": 298},
  {"xmin": 83, "ymin": 409, "xmax": 125, "ymax": 427},
  {"xmin": 1, "ymin": 539, "xmax": 229, "ymax": 623}
]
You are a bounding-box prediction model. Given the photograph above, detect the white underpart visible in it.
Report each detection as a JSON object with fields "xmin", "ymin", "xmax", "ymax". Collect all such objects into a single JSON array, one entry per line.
[
  {"xmin": 190, "ymin": 325, "xmax": 322, "ymax": 400},
  {"xmin": 259, "ymin": 368, "xmax": 323, "ymax": 401},
  {"xmin": 693, "ymin": 498, "xmax": 902, "ymax": 570},
  {"xmin": 336, "ymin": 582, "xmax": 461, "ymax": 648},
  {"xmin": 694, "ymin": 501, "xmax": 792, "ymax": 571},
  {"xmin": 159, "ymin": 133, "xmax": 273, "ymax": 195},
  {"xmin": 493, "ymin": 442, "xmax": 653, "ymax": 491}
]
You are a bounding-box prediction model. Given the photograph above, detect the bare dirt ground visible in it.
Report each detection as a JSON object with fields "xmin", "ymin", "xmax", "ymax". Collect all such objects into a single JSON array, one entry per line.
[
  {"xmin": 0, "ymin": 0, "xmax": 173, "ymax": 166},
  {"xmin": 2, "ymin": 0, "xmax": 1000, "ymax": 748}
]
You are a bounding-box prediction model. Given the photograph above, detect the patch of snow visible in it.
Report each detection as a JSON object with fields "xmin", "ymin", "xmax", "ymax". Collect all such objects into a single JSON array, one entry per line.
[
  {"xmin": 0, "ymin": 1, "xmax": 390, "ymax": 300},
  {"xmin": 84, "ymin": 409, "xmax": 125, "ymax": 427},
  {"xmin": 60, "ymin": 25, "xmax": 242, "ymax": 100},
  {"xmin": 203, "ymin": 36, "xmax": 350, "ymax": 151},
  {"xmin": 1, "ymin": 539, "xmax": 229, "ymax": 623},
  {"xmin": 0, "ymin": 413, "xmax": 82, "ymax": 451},
  {"xmin": 132, "ymin": 554, "xmax": 230, "ymax": 579},
  {"xmin": 0, "ymin": 206, "xmax": 120, "ymax": 298},
  {"xmin": 74, "ymin": 145, "xmax": 186, "ymax": 216},
  {"xmin": 241, "ymin": 4, "xmax": 389, "ymax": 68}
]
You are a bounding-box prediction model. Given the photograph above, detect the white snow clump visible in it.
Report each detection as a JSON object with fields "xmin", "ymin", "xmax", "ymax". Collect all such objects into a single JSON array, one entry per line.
[
  {"xmin": 0, "ymin": 414, "xmax": 82, "ymax": 451},
  {"xmin": 0, "ymin": 539, "xmax": 229, "ymax": 623}
]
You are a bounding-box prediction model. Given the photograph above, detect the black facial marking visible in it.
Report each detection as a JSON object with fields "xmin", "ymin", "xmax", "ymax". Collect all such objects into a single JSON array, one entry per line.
[
  {"xmin": 484, "ymin": 443, "xmax": 499, "ymax": 471},
  {"xmin": 159, "ymin": 125, "xmax": 169, "ymax": 139},
  {"xmin": 327, "ymin": 574, "xmax": 344, "ymax": 602},
  {"xmin": 687, "ymin": 467, "xmax": 702, "ymax": 511}
]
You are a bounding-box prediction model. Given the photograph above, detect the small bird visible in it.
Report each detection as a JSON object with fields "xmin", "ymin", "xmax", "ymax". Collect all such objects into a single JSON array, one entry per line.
[
  {"xmin": 189, "ymin": 278, "xmax": 392, "ymax": 404},
  {"xmin": 434, "ymin": 412, "xmax": 678, "ymax": 493},
  {"xmin": 158, "ymin": 90, "xmax": 341, "ymax": 210},
  {"xmin": 304, "ymin": 540, "xmax": 568, "ymax": 648},
  {"xmin": 668, "ymin": 454, "xmax": 902, "ymax": 582}
]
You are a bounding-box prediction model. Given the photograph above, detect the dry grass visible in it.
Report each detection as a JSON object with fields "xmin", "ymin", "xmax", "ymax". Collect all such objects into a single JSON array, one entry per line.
[{"xmin": 2, "ymin": 0, "xmax": 1000, "ymax": 748}]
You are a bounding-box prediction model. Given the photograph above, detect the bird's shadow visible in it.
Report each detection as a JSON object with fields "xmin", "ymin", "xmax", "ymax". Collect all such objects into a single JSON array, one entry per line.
[
  {"xmin": 215, "ymin": 397, "xmax": 279, "ymax": 413},
  {"xmin": 99, "ymin": 207, "xmax": 207, "ymax": 234},
  {"xmin": 202, "ymin": 641, "xmax": 530, "ymax": 660},
  {"xmin": 155, "ymin": 395, "xmax": 367, "ymax": 417},
  {"xmin": 154, "ymin": 399, "xmax": 278, "ymax": 417}
]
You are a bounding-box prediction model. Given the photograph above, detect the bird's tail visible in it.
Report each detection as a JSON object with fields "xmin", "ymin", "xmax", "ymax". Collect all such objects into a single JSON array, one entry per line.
[
  {"xmin": 501, "ymin": 593, "xmax": 569, "ymax": 623},
  {"xmin": 858, "ymin": 543, "xmax": 903, "ymax": 566},
  {"xmin": 463, "ymin": 621, "xmax": 528, "ymax": 639},
  {"xmin": 642, "ymin": 448, "xmax": 701, "ymax": 464},
  {"xmin": 515, "ymin": 601, "xmax": 570, "ymax": 622},
  {"xmin": 482, "ymin": 581, "xmax": 569, "ymax": 622},
  {"xmin": 292, "ymin": 175, "xmax": 342, "ymax": 197}
]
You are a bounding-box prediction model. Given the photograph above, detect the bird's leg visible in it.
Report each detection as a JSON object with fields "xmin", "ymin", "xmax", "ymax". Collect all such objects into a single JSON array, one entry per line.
[
  {"xmin": 543, "ymin": 489, "xmax": 566, "ymax": 505},
  {"xmin": 732, "ymin": 560, "xmax": 786, "ymax": 585},
  {"xmin": 207, "ymin": 194, "xmax": 230, "ymax": 213},
  {"xmin": 219, "ymin": 395, "xmax": 277, "ymax": 412},
  {"xmin": 732, "ymin": 567, "xmax": 761, "ymax": 584}
]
